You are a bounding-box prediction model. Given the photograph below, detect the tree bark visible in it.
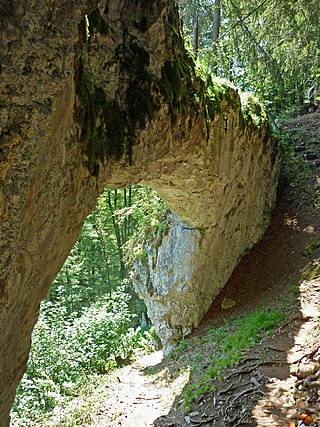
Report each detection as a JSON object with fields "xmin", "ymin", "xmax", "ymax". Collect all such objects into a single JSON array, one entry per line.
[
  {"xmin": 193, "ymin": 14, "xmax": 199, "ymax": 54},
  {"xmin": 212, "ymin": 0, "xmax": 221, "ymax": 71}
]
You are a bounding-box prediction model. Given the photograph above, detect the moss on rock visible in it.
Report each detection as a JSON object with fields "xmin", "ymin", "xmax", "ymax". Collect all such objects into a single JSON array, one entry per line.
[
  {"xmin": 87, "ymin": 8, "xmax": 109, "ymax": 36},
  {"xmin": 124, "ymin": 43, "xmax": 158, "ymax": 130},
  {"xmin": 75, "ymin": 60, "xmax": 126, "ymax": 176},
  {"xmin": 240, "ymin": 92, "xmax": 267, "ymax": 126},
  {"xmin": 159, "ymin": 55, "xmax": 196, "ymax": 119}
]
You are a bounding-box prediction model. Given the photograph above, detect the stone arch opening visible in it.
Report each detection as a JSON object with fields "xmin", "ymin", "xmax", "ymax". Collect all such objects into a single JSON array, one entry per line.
[{"xmin": 0, "ymin": 87, "xmax": 280, "ymax": 424}]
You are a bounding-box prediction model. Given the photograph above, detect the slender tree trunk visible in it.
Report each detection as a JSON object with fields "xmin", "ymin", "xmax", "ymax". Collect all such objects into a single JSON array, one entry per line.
[
  {"xmin": 123, "ymin": 188, "xmax": 128, "ymax": 243},
  {"xmin": 193, "ymin": 14, "xmax": 199, "ymax": 54},
  {"xmin": 96, "ymin": 205, "xmax": 112, "ymax": 296},
  {"xmin": 107, "ymin": 190, "xmax": 126, "ymax": 279},
  {"xmin": 127, "ymin": 186, "xmax": 132, "ymax": 237},
  {"xmin": 212, "ymin": 0, "xmax": 221, "ymax": 72}
]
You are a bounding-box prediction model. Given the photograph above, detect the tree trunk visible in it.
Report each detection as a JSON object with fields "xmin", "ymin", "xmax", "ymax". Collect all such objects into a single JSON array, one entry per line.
[
  {"xmin": 193, "ymin": 14, "xmax": 199, "ymax": 54},
  {"xmin": 107, "ymin": 190, "xmax": 126, "ymax": 279},
  {"xmin": 212, "ymin": 0, "xmax": 221, "ymax": 72}
]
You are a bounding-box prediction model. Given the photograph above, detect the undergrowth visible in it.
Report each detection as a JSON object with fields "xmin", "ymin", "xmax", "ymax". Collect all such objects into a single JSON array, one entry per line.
[
  {"xmin": 168, "ymin": 309, "xmax": 284, "ymax": 409},
  {"xmin": 302, "ymin": 233, "xmax": 320, "ymax": 280},
  {"xmin": 279, "ymin": 133, "xmax": 314, "ymax": 207},
  {"xmin": 278, "ymin": 112, "xmax": 320, "ymax": 208},
  {"xmin": 11, "ymin": 289, "xmax": 155, "ymax": 427}
]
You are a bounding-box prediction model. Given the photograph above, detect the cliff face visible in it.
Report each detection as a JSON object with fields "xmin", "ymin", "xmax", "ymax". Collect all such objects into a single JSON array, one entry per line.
[
  {"xmin": 132, "ymin": 88, "xmax": 280, "ymax": 351},
  {"xmin": 0, "ymin": 1, "xmax": 280, "ymax": 424}
]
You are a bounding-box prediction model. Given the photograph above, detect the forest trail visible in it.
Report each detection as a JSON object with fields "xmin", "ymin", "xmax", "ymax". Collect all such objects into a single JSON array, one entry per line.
[
  {"xmin": 87, "ymin": 112, "xmax": 320, "ymax": 426},
  {"xmin": 86, "ymin": 351, "xmax": 189, "ymax": 426}
]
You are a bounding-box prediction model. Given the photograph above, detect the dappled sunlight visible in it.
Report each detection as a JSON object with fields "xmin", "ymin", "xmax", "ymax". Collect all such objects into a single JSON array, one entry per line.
[
  {"xmin": 251, "ymin": 278, "xmax": 320, "ymax": 426},
  {"xmin": 30, "ymin": 350, "xmax": 191, "ymax": 427}
]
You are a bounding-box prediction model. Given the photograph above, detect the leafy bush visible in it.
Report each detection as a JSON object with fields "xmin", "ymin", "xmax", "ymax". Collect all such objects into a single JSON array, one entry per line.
[
  {"xmin": 11, "ymin": 185, "xmax": 166, "ymax": 426},
  {"xmin": 11, "ymin": 289, "xmax": 150, "ymax": 426}
]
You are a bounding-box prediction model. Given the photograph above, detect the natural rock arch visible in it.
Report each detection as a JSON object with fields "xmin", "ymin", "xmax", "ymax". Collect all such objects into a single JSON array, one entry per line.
[{"xmin": 0, "ymin": 1, "xmax": 280, "ymax": 424}]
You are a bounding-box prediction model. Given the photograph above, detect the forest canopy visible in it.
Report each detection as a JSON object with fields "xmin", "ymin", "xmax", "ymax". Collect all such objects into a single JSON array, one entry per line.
[{"xmin": 178, "ymin": 0, "xmax": 320, "ymax": 109}]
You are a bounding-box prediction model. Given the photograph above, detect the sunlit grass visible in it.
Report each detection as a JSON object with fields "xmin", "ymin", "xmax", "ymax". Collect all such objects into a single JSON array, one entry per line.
[{"xmin": 168, "ymin": 309, "xmax": 285, "ymax": 409}]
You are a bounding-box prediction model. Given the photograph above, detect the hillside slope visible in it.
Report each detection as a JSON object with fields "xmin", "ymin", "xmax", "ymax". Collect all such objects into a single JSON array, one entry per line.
[{"xmin": 152, "ymin": 112, "xmax": 320, "ymax": 427}]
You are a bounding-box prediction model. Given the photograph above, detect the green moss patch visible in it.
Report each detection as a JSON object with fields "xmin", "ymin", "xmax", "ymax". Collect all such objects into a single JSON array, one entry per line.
[
  {"xmin": 240, "ymin": 91, "xmax": 268, "ymax": 126},
  {"xmin": 159, "ymin": 55, "xmax": 196, "ymax": 119},
  {"xmin": 75, "ymin": 60, "xmax": 126, "ymax": 176},
  {"xmin": 123, "ymin": 43, "xmax": 158, "ymax": 130},
  {"xmin": 169, "ymin": 309, "xmax": 284, "ymax": 409}
]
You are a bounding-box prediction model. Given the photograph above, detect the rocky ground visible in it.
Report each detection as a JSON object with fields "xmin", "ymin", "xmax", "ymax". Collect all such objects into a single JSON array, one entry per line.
[{"xmin": 87, "ymin": 111, "xmax": 320, "ymax": 427}]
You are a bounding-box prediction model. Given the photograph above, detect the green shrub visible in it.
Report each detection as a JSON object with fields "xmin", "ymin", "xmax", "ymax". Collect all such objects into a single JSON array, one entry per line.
[{"xmin": 11, "ymin": 288, "xmax": 150, "ymax": 426}]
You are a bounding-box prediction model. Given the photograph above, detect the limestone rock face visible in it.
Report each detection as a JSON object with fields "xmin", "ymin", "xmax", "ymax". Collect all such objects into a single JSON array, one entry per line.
[
  {"xmin": 132, "ymin": 96, "xmax": 281, "ymax": 350},
  {"xmin": 133, "ymin": 214, "xmax": 202, "ymax": 348},
  {"xmin": 0, "ymin": 0, "xmax": 280, "ymax": 423}
]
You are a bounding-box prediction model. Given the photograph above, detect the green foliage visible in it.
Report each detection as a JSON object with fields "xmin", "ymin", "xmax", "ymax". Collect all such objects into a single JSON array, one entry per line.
[
  {"xmin": 193, "ymin": 63, "xmax": 268, "ymax": 129},
  {"xmin": 118, "ymin": 187, "xmax": 169, "ymax": 269},
  {"xmin": 47, "ymin": 186, "xmax": 166, "ymax": 318},
  {"xmin": 302, "ymin": 234, "xmax": 320, "ymax": 280},
  {"xmin": 304, "ymin": 260, "xmax": 320, "ymax": 281},
  {"xmin": 304, "ymin": 233, "xmax": 320, "ymax": 256},
  {"xmin": 12, "ymin": 290, "xmax": 151, "ymax": 426},
  {"xmin": 196, "ymin": 70, "xmax": 232, "ymax": 119},
  {"xmin": 279, "ymin": 132, "xmax": 314, "ymax": 206},
  {"xmin": 12, "ymin": 185, "xmax": 167, "ymax": 426},
  {"xmin": 170, "ymin": 309, "xmax": 284, "ymax": 408},
  {"xmin": 240, "ymin": 92, "xmax": 267, "ymax": 126},
  {"xmin": 178, "ymin": 0, "xmax": 320, "ymax": 111}
]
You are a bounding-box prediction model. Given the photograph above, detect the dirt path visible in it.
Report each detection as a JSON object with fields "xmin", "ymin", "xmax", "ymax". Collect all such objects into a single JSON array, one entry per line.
[
  {"xmin": 152, "ymin": 199, "xmax": 320, "ymax": 427},
  {"xmin": 252, "ymin": 279, "xmax": 320, "ymax": 426},
  {"xmin": 87, "ymin": 351, "xmax": 189, "ymax": 426},
  {"xmin": 151, "ymin": 113, "xmax": 320, "ymax": 426}
]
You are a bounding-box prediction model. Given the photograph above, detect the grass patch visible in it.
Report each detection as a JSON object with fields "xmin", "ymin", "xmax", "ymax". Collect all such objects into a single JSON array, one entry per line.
[
  {"xmin": 169, "ymin": 309, "xmax": 284, "ymax": 409},
  {"xmin": 31, "ymin": 375, "xmax": 109, "ymax": 427},
  {"xmin": 302, "ymin": 258, "xmax": 320, "ymax": 280},
  {"xmin": 304, "ymin": 233, "xmax": 320, "ymax": 256}
]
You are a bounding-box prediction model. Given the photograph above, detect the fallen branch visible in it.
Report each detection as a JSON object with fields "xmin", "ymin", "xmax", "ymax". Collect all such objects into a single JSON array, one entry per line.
[
  {"xmin": 219, "ymin": 380, "xmax": 251, "ymax": 395},
  {"xmin": 264, "ymin": 345, "xmax": 286, "ymax": 352},
  {"xmin": 297, "ymin": 345, "xmax": 320, "ymax": 363},
  {"xmin": 295, "ymin": 370, "xmax": 320, "ymax": 390}
]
